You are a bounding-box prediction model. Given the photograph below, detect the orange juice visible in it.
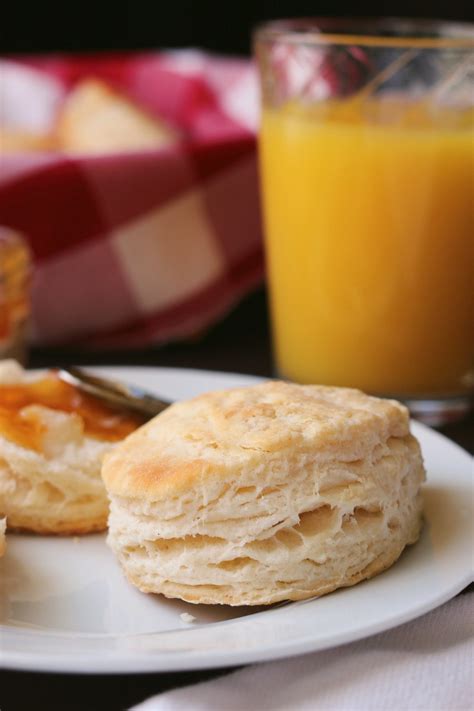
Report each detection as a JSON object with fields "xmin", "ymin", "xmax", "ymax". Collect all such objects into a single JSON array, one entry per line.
[{"xmin": 260, "ymin": 101, "xmax": 474, "ymax": 396}]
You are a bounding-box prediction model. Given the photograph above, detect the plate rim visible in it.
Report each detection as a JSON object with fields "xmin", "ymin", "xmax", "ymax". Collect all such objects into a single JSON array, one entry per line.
[
  {"xmin": 1, "ymin": 575, "xmax": 472, "ymax": 675},
  {"xmin": 1, "ymin": 365, "xmax": 472, "ymax": 674}
]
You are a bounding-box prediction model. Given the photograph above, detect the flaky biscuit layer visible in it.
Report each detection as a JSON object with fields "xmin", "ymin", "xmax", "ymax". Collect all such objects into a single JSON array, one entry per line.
[
  {"xmin": 0, "ymin": 360, "xmax": 112, "ymax": 534},
  {"xmin": 104, "ymin": 381, "xmax": 425, "ymax": 605}
]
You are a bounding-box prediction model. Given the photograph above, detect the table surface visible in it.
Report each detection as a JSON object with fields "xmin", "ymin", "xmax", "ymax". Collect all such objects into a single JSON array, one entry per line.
[{"xmin": 1, "ymin": 288, "xmax": 473, "ymax": 711}]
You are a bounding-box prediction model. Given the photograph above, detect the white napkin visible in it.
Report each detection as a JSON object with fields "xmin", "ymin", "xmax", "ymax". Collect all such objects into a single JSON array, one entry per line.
[{"xmin": 131, "ymin": 593, "xmax": 473, "ymax": 711}]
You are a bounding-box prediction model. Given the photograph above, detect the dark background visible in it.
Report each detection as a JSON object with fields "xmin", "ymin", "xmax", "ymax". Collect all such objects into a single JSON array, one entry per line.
[{"xmin": 2, "ymin": 1, "xmax": 473, "ymax": 55}]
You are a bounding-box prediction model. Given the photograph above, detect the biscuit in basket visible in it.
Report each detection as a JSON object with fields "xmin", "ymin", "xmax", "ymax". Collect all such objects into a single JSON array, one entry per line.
[
  {"xmin": 0, "ymin": 517, "xmax": 5, "ymax": 557},
  {"xmin": 0, "ymin": 360, "xmax": 144, "ymax": 535},
  {"xmin": 103, "ymin": 381, "xmax": 425, "ymax": 606},
  {"xmin": 56, "ymin": 79, "xmax": 177, "ymax": 154},
  {"xmin": 0, "ymin": 129, "xmax": 55, "ymax": 153}
]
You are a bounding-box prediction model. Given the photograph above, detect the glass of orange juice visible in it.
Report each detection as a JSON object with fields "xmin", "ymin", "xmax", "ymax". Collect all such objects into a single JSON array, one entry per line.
[{"xmin": 255, "ymin": 19, "xmax": 474, "ymax": 425}]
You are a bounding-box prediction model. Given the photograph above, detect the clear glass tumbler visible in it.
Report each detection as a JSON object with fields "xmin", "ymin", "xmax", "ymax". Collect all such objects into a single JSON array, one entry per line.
[{"xmin": 255, "ymin": 18, "xmax": 474, "ymax": 425}]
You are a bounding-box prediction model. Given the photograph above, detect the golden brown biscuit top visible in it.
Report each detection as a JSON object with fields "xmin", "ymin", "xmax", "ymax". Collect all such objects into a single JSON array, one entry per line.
[{"xmin": 102, "ymin": 381, "xmax": 410, "ymax": 500}]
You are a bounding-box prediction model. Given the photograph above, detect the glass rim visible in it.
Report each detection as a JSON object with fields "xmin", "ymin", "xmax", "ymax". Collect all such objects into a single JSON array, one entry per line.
[{"xmin": 254, "ymin": 17, "xmax": 474, "ymax": 50}]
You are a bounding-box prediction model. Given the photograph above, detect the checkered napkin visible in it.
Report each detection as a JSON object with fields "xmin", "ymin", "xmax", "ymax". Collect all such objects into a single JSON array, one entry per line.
[{"xmin": 0, "ymin": 52, "xmax": 262, "ymax": 346}]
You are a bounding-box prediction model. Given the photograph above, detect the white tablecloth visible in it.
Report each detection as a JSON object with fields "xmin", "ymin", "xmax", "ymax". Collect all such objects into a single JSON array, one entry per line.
[{"xmin": 132, "ymin": 592, "xmax": 473, "ymax": 711}]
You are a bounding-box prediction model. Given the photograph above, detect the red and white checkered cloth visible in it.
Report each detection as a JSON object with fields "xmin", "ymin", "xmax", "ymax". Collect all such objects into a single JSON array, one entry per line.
[{"xmin": 0, "ymin": 51, "xmax": 262, "ymax": 347}]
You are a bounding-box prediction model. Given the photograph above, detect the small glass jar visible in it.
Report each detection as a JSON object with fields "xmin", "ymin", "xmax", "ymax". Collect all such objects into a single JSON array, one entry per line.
[{"xmin": 0, "ymin": 227, "xmax": 32, "ymax": 364}]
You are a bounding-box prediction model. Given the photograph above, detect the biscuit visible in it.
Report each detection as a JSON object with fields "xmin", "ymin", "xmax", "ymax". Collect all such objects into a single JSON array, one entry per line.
[
  {"xmin": 0, "ymin": 360, "xmax": 142, "ymax": 535},
  {"xmin": 103, "ymin": 381, "xmax": 425, "ymax": 606},
  {"xmin": 56, "ymin": 79, "xmax": 177, "ymax": 154},
  {"xmin": 0, "ymin": 517, "xmax": 5, "ymax": 557},
  {"xmin": 0, "ymin": 129, "xmax": 55, "ymax": 153}
]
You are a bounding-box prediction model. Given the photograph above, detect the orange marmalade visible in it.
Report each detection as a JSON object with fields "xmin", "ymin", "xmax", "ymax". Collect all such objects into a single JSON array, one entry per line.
[
  {"xmin": 0, "ymin": 228, "xmax": 31, "ymax": 362},
  {"xmin": 0, "ymin": 372, "xmax": 146, "ymax": 451}
]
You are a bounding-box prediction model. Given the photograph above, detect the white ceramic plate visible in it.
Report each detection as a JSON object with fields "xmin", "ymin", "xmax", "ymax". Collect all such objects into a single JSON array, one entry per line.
[{"xmin": 0, "ymin": 367, "xmax": 472, "ymax": 674}]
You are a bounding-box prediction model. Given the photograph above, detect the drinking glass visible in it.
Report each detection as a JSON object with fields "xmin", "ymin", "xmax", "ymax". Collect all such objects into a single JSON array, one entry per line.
[{"xmin": 255, "ymin": 18, "xmax": 474, "ymax": 425}]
